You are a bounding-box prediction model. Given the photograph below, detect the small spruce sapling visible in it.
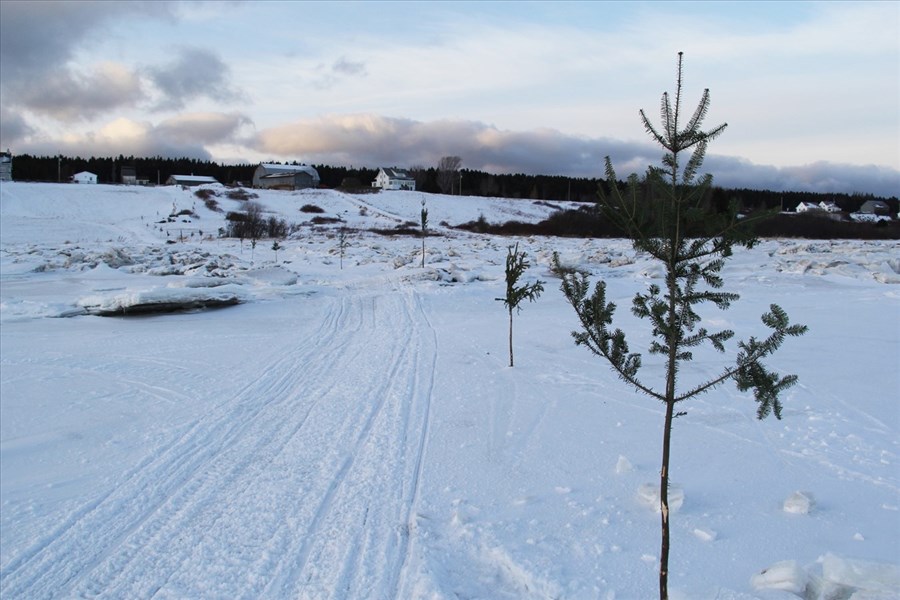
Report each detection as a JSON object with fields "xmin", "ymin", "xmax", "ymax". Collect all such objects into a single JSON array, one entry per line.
[
  {"xmin": 556, "ymin": 52, "xmax": 807, "ymax": 600},
  {"xmin": 496, "ymin": 243, "xmax": 545, "ymax": 367},
  {"xmin": 338, "ymin": 226, "xmax": 349, "ymax": 270},
  {"xmin": 420, "ymin": 198, "xmax": 428, "ymax": 268}
]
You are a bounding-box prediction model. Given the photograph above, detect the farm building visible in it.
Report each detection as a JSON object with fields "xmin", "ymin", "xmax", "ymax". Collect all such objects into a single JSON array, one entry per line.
[
  {"xmin": 71, "ymin": 171, "xmax": 98, "ymax": 184},
  {"xmin": 859, "ymin": 200, "xmax": 890, "ymax": 216},
  {"xmin": 121, "ymin": 166, "xmax": 137, "ymax": 185},
  {"xmin": 166, "ymin": 175, "xmax": 219, "ymax": 187},
  {"xmin": 253, "ymin": 164, "xmax": 320, "ymax": 190},
  {"xmin": 372, "ymin": 167, "xmax": 415, "ymax": 191},
  {"xmin": 0, "ymin": 151, "xmax": 11, "ymax": 181}
]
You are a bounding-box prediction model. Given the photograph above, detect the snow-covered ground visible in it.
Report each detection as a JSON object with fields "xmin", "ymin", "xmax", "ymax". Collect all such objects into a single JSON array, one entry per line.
[{"xmin": 1, "ymin": 181, "xmax": 898, "ymax": 599}]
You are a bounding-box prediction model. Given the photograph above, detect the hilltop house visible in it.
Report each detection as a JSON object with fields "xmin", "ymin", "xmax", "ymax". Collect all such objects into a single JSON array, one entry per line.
[
  {"xmin": 71, "ymin": 171, "xmax": 98, "ymax": 184},
  {"xmin": 1, "ymin": 151, "xmax": 13, "ymax": 181},
  {"xmin": 796, "ymin": 202, "xmax": 821, "ymax": 213},
  {"xmin": 252, "ymin": 163, "xmax": 320, "ymax": 190},
  {"xmin": 166, "ymin": 175, "xmax": 219, "ymax": 187},
  {"xmin": 372, "ymin": 168, "xmax": 415, "ymax": 191}
]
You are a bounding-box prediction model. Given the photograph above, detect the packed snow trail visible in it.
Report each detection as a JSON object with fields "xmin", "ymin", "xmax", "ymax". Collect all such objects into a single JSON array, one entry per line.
[{"xmin": 0, "ymin": 287, "xmax": 437, "ymax": 600}]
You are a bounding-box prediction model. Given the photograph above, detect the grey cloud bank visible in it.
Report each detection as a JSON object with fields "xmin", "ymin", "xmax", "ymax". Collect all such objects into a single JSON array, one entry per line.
[{"xmin": 250, "ymin": 115, "xmax": 899, "ymax": 197}]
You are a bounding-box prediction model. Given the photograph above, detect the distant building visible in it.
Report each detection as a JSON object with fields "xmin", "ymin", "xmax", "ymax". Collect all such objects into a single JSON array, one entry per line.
[
  {"xmin": 252, "ymin": 163, "xmax": 320, "ymax": 190},
  {"xmin": 859, "ymin": 200, "xmax": 890, "ymax": 216},
  {"xmin": 372, "ymin": 167, "xmax": 415, "ymax": 191},
  {"xmin": 0, "ymin": 151, "xmax": 11, "ymax": 182},
  {"xmin": 166, "ymin": 174, "xmax": 219, "ymax": 187},
  {"xmin": 121, "ymin": 166, "xmax": 137, "ymax": 185},
  {"xmin": 795, "ymin": 202, "xmax": 821, "ymax": 213},
  {"xmin": 71, "ymin": 171, "xmax": 98, "ymax": 184}
]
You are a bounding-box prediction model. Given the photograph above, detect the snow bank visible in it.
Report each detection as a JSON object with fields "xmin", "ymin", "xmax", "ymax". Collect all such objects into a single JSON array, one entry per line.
[
  {"xmin": 783, "ymin": 491, "xmax": 816, "ymax": 515},
  {"xmin": 77, "ymin": 284, "xmax": 246, "ymax": 316},
  {"xmin": 752, "ymin": 554, "xmax": 900, "ymax": 600}
]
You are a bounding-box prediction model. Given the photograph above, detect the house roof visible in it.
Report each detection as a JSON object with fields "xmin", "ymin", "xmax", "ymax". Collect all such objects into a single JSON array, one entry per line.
[
  {"xmin": 380, "ymin": 167, "xmax": 413, "ymax": 180},
  {"xmin": 73, "ymin": 171, "xmax": 97, "ymax": 177},
  {"xmin": 260, "ymin": 172, "xmax": 314, "ymax": 180}
]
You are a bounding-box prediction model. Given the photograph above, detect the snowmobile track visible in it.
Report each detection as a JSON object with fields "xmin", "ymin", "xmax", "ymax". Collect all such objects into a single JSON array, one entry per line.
[{"xmin": 0, "ymin": 287, "xmax": 438, "ymax": 600}]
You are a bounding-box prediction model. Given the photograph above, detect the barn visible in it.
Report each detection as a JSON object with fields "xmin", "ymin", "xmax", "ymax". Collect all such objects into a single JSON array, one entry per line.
[{"xmin": 252, "ymin": 164, "xmax": 320, "ymax": 190}]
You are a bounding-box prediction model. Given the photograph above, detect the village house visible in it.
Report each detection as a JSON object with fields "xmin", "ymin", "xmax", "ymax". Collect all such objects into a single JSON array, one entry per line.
[
  {"xmin": 1, "ymin": 151, "xmax": 13, "ymax": 181},
  {"xmin": 371, "ymin": 167, "xmax": 416, "ymax": 191},
  {"xmin": 795, "ymin": 202, "xmax": 821, "ymax": 213},
  {"xmin": 71, "ymin": 171, "xmax": 98, "ymax": 184}
]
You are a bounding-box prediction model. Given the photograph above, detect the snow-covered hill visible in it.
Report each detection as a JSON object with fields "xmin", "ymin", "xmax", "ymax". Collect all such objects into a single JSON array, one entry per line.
[{"xmin": 2, "ymin": 181, "xmax": 898, "ymax": 599}]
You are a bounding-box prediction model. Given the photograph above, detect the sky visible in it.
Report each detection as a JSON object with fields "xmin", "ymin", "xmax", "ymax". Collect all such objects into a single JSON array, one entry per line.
[{"xmin": 1, "ymin": 0, "xmax": 898, "ymax": 197}]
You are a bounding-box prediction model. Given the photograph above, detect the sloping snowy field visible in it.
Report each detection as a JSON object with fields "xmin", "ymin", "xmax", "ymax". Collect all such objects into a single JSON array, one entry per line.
[{"xmin": 1, "ymin": 182, "xmax": 898, "ymax": 599}]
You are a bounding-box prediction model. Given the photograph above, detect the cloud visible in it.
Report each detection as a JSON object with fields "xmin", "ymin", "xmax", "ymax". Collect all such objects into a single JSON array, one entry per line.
[
  {"xmin": 155, "ymin": 112, "xmax": 254, "ymax": 145},
  {"xmin": 332, "ymin": 57, "xmax": 366, "ymax": 77},
  {"xmin": 0, "ymin": 106, "xmax": 34, "ymax": 146},
  {"xmin": 311, "ymin": 56, "xmax": 368, "ymax": 90},
  {"xmin": 0, "ymin": 1, "xmax": 173, "ymax": 85},
  {"xmin": 13, "ymin": 62, "xmax": 144, "ymax": 122},
  {"xmin": 146, "ymin": 47, "xmax": 246, "ymax": 111},
  {"xmin": 11, "ymin": 111, "xmax": 253, "ymax": 161},
  {"xmin": 0, "ymin": 1, "xmax": 175, "ymax": 127},
  {"xmin": 252, "ymin": 113, "xmax": 900, "ymax": 197}
]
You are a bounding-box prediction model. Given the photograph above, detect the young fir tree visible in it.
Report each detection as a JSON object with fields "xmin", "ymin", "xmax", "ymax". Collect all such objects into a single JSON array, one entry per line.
[
  {"xmin": 338, "ymin": 226, "xmax": 349, "ymax": 270},
  {"xmin": 497, "ymin": 242, "xmax": 544, "ymax": 367},
  {"xmin": 271, "ymin": 240, "xmax": 282, "ymax": 262},
  {"xmin": 556, "ymin": 53, "xmax": 807, "ymax": 600},
  {"xmin": 420, "ymin": 198, "xmax": 429, "ymax": 268}
]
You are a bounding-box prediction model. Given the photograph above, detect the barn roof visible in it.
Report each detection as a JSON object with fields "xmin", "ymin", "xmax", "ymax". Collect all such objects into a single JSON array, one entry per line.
[{"xmin": 258, "ymin": 163, "xmax": 319, "ymax": 177}]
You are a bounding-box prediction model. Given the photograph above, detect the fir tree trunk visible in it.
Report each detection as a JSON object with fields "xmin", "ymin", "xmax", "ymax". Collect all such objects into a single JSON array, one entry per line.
[
  {"xmin": 658, "ymin": 240, "xmax": 682, "ymax": 600},
  {"xmin": 508, "ymin": 308, "xmax": 514, "ymax": 367},
  {"xmin": 659, "ymin": 396, "xmax": 675, "ymax": 600}
]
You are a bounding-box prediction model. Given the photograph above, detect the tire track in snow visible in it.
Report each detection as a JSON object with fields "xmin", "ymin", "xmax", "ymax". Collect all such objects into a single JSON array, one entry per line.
[
  {"xmin": 1, "ymin": 287, "xmax": 439, "ymax": 599},
  {"xmin": 262, "ymin": 287, "xmax": 437, "ymax": 599},
  {"xmin": 0, "ymin": 296, "xmax": 351, "ymax": 598}
]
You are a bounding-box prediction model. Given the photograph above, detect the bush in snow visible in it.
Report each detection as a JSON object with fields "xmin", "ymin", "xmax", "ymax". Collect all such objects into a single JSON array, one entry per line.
[{"xmin": 557, "ymin": 53, "xmax": 807, "ymax": 600}]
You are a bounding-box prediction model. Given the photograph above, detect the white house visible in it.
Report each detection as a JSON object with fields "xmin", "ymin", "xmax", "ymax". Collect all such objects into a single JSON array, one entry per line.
[
  {"xmin": 252, "ymin": 163, "xmax": 319, "ymax": 190},
  {"xmin": 71, "ymin": 171, "xmax": 98, "ymax": 184},
  {"xmin": 795, "ymin": 202, "xmax": 821, "ymax": 213},
  {"xmin": 372, "ymin": 168, "xmax": 415, "ymax": 191},
  {"xmin": 819, "ymin": 201, "xmax": 841, "ymax": 213},
  {"xmin": 0, "ymin": 151, "xmax": 11, "ymax": 181}
]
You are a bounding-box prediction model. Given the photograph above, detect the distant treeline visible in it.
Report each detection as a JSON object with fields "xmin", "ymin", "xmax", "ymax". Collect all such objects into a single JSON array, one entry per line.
[{"xmin": 7, "ymin": 153, "xmax": 898, "ymax": 215}]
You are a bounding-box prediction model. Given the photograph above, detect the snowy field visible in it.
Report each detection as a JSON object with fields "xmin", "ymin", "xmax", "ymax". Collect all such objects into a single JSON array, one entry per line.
[{"xmin": 1, "ymin": 181, "xmax": 898, "ymax": 599}]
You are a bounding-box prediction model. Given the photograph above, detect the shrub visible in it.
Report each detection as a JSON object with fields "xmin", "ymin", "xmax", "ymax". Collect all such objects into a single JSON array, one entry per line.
[
  {"xmin": 194, "ymin": 188, "xmax": 216, "ymax": 201},
  {"xmin": 226, "ymin": 188, "xmax": 257, "ymax": 201},
  {"xmin": 300, "ymin": 204, "xmax": 325, "ymax": 213}
]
